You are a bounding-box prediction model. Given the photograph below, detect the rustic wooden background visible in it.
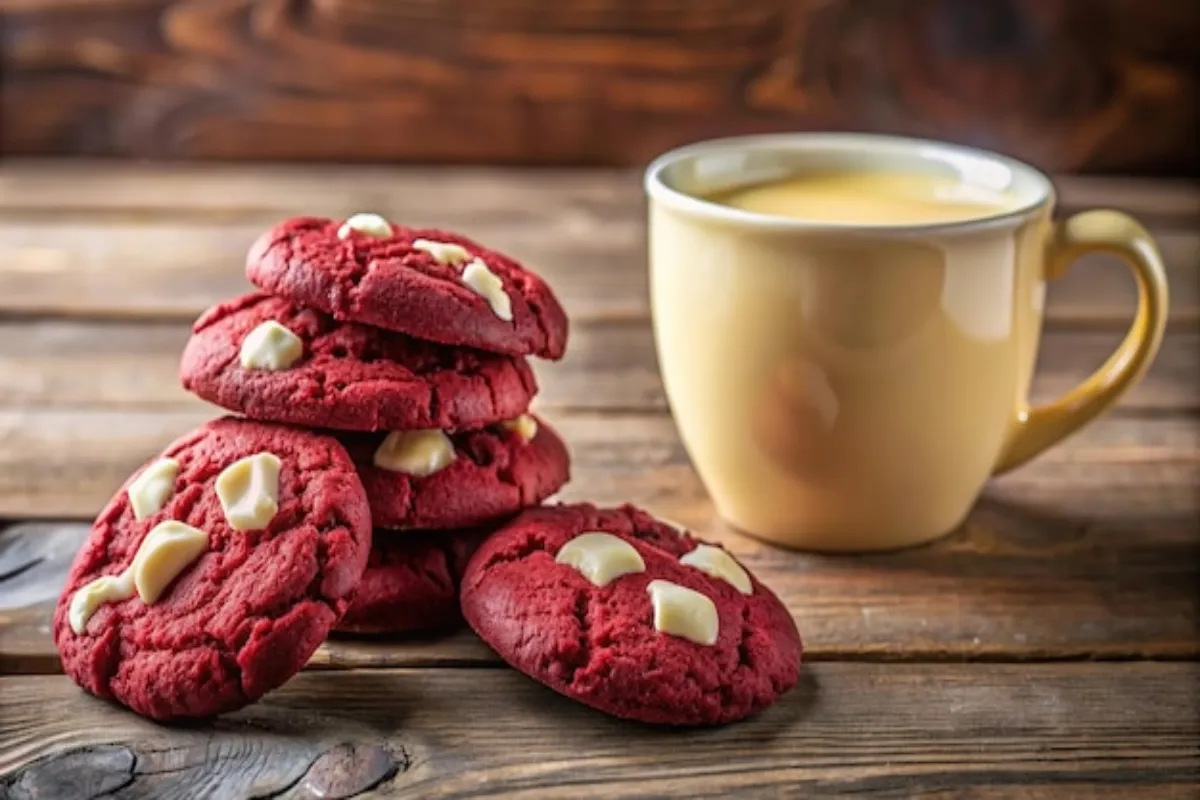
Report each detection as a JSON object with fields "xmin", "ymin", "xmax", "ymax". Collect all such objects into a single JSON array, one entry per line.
[
  {"xmin": 0, "ymin": 166, "xmax": 1197, "ymax": 796},
  {"xmin": 2, "ymin": 0, "xmax": 1197, "ymax": 172}
]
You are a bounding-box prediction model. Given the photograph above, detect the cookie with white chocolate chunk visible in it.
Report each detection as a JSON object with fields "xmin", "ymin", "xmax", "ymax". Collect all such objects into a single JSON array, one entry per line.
[
  {"xmin": 339, "ymin": 414, "xmax": 570, "ymax": 531},
  {"xmin": 180, "ymin": 292, "xmax": 538, "ymax": 432},
  {"xmin": 52, "ymin": 417, "xmax": 371, "ymax": 721},
  {"xmin": 245, "ymin": 216, "xmax": 569, "ymax": 359},
  {"xmin": 459, "ymin": 503, "xmax": 802, "ymax": 726}
]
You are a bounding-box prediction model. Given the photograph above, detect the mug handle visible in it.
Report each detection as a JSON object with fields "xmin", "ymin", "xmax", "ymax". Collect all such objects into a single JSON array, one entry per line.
[{"xmin": 992, "ymin": 210, "xmax": 1170, "ymax": 475}]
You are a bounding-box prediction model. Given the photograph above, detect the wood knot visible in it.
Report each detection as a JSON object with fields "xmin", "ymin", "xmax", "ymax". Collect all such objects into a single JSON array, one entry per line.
[
  {"xmin": 0, "ymin": 744, "xmax": 136, "ymax": 799},
  {"xmin": 300, "ymin": 742, "xmax": 404, "ymax": 799}
]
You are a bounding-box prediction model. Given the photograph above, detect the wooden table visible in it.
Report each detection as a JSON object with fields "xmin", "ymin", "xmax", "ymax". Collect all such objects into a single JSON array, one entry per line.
[{"xmin": 0, "ymin": 163, "xmax": 1196, "ymax": 798}]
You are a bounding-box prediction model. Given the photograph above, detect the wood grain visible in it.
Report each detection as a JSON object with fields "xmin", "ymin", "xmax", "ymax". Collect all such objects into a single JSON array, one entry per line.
[
  {"xmin": 1, "ymin": 320, "xmax": 1196, "ymax": 415},
  {"xmin": 2, "ymin": 0, "xmax": 1197, "ymax": 172},
  {"xmin": 0, "ymin": 163, "xmax": 1195, "ymax": 795},
  {"xmin": 2, "ymin": 165, "xmax": 1197, "ymax": 224},
  {"xmin": 0, "ymin": 205, "xmax": 1196, "ymax": 326},
  {"xmin": 1, "ymin": 664, "xmax": 1197, "ymax": 797},
  {"xmin": 1, "ymin": 408, "xmax": 1196, "ymax": 522}
]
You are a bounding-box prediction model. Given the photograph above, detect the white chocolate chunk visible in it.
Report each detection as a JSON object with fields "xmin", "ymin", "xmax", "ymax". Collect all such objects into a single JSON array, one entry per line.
[
  {"xmin": 215, "ymin": 452, "xmax": 282, "ymax": 531},
  {"xmin": 413, "ymin": 238, "xmax": 471, "ymax": 265},
  {"xmin": 127, "ymin": 457, "xmax": 180, "ymax": 520},
  {"xmin": 646, "ymin": 579, "xmax": 719, "ymax": 646},
  {"xmin": 500, "ymin": 414, "xmax": 538, "ymax": 443},
  {"xmin": 130, "ymin": 521, "xmax": 208, "ymax": 604},
  {"xmin": 555, "ymin": 532, "xmax": 646, "ymax": 588},
  {"xmin": 68, "ymin": 572, "xmax": 135, "ymax": 634},
  {"xmin": 373, "ymin": 430, "xmax": 456, "ymax": 477},
  {"xmin": 67, "ymin": 520, "xmax": 210, "ymax": 634},
  {"xmin": 461, "ymin": 258, "xmax": 513, "ymax": 322},
  {"xmin": 679, "ymin": 544, "xmax": 753, "ymax": 595},
  {"xmin": 239, "ymin": 321, "xmax": 303, "ymax": 371},
  {"xmin": 337, "ymin": 212, "xmax": 392, "ymax": 239}
]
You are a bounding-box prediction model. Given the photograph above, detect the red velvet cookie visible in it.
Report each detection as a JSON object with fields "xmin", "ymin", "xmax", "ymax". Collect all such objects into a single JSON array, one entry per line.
[
  {"xmin": 246, "ymin": 216, "xmax": 568, "ymax": 359},
  {"xmin": 460, "ymin": 504, "xmax": 802, "ymax": 726},
  {"xmin": 180, "ymin": 292, "xmax": 537, "ymax": 432},
  {"xmin": 53, "ymin": 417, "xmax": 371, "ymax": 721},
  {"xmin": 334, "ymin": 529, "xmax": 488, "ymax": 635},
  {"xmin": 340, "ymin": 415, "xmax": 569, "ymax": 530}
]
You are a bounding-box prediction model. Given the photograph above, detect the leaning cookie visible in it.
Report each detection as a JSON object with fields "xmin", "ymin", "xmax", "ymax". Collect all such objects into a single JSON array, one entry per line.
[
  {"xmin": 334, "ymin": 529, "xmax": 488, "ymax": 635},
  {"xmin": 246, "ymin": 215, "xmax": 568, "ymax": 359},
  {"xmin": 181, "ymin": 292, "xmax": 537, "ymax": 432},
  {"xmin": 340, "ymin": 414, "xmax": 569, "ymax": 530},
  {"xmin": 52, "ymin": 417, "xmax": 372, "ymax": 721},
  {"xmin": 459, "ymin": 503, "xmax": 802, "ymax": 726}
]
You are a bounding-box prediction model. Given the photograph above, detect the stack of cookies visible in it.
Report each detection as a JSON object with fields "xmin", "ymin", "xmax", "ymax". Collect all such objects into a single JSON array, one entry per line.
[
  {"xmin": 179, "ymin": 214, "xmax": 572, "ymax": 636},
  {"xmin": 52, "ymin": 213, "xmax": 802, "ymax": 727}
]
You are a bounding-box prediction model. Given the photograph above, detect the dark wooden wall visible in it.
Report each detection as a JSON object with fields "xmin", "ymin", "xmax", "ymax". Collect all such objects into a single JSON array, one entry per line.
[{"xmin": 1, "ymin": 0, "xmax": 1197, "ymax": 172}]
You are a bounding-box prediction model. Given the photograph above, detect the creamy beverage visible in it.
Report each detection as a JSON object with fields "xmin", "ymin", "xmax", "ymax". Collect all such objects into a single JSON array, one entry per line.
[
  {"xmin": 707, "ymin": 170, "xmax": 1017, "ymax": 225},
  {"xmin": 645, "ymin": 134, "xmax": 1168, "ymax": 552}
]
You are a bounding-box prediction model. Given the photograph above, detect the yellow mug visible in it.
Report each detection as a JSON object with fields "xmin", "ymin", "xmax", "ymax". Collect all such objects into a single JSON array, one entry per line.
[{"xmin": 644, "ymin": 134, "xmax": 1168, "ymax": 552}]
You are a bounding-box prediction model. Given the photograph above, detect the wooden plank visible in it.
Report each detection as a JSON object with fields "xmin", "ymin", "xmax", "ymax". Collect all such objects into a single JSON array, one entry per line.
[
  {"xmin": 2, "ymin": 165, "xmax": 1197, "ymax": 224},
  {"xmin": 2, "ymin": 320, "xmax": 1195, "ymax": 415},
  {"xmin": 2, "ymin": 409, "xmax": 1196, "ymax": 522},
  {"xmin": 0, "ymin": 168, "xmax": 1195, "ymax": 323},
  {"xmin": 0, "ymin": 163, "xmax": 646, "ymax": 221},
  {"xmin": 0, "ymin": 217, "xmax": 646, "ymax": 322},
  {"xmin": 0, "ymin": 317, "xmax": 671, "ymax": 414},
  {"xmin": 3, "ymin": 410, "xmax": 1195, "ymax": 672},
  {"xmin": 1057, "ymin": 176, "xmax": 1200, "ymax": 224},
  {"xmin": 0, "ymin": 215, "xmax": 1195, "ymax": 325},
  {"xmin": 2, "ymin": 0, "xmax": 1196, "ymax": 172},
  {"xmin": 1, "ymin": 664, "xmax": 1197, "ymax": 797}
]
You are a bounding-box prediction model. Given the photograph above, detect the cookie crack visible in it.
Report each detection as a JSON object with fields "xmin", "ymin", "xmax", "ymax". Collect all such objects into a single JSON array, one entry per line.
[
  {"xmin": 342, "ymin": 243, "xmax": 373, "ymax": 295},
  {"xmin": 414, "ymin": 542, "xmax": 458, "ymax": 595},
  {"xmin": 736, "ymin": 604, "xmax": 755, "ymax": 672},
  {"xmin": 494, "ymin": 459, "xmax": 520, "ymax": 491},
  {"xmin": 523, "ymin": 290, "xmax": 552, "ymax": 354},
  {"xmin": 427, "ymin": 384, "xmax": 442, "ymax": 428},
  {"xmin": 479, "ymin": 531, "xmax": 548, "ymax": 570},
  {"xmin": 563, "ymin": 588, "xmax": 592, "ymax": 687},
  {"xmin": 483, "ymin": 372, "xmax": 501, "ymax": 426}
]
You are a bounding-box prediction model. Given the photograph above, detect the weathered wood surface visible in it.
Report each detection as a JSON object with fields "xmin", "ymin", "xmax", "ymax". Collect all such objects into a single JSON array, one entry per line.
[
  {"xmin": 2, "ymin": 165, "xmax": 1198, "ymax": 223},
  {"xmin": 1, "ymin": 167, "xmax": 1197, "ymax": 325},
  {"xmin": 2, "ymin": 0, "xmax": 1197, "ymax": 172},
  {"xmin": 2, "ymin": 320, "xmax": 1197, "ymax": 415},
  {"xmin": 0, "ymin": 164, "xmax": 1196, "ymax": 796},
  {"xmin": 1, "ymin": 664, "xmax": 1197, "ymax": 798},
  {"xmin": 1, "ymin": 409, "xmax": 1197, "ymax": 523}
]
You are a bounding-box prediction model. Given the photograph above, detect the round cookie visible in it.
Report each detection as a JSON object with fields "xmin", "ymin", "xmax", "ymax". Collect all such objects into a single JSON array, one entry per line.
[
  {"xmin": 180, "ymin": 292, "xmax": 538, "ymax": 432},
  {"xmin": 459, "ymin": 503, "xmax": 802, "ymax": 726},
  {"xmin": 246, "ymin": 216, "xmax": 568, "ymax": 359},
  {"xmin": 334, "ymin": 529, "xmax": 488, "ymax": 635},
  {"xmin": 340, "ymin": 415, "xmax": 570, "ymax": 530},
  {"xmin": 53, "ymin": 417, "xmax": 372, "ymax": 721}
]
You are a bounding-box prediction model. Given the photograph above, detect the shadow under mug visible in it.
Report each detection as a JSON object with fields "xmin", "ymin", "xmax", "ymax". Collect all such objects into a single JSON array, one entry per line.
[{"xmin": 644, "ymin": 133, "xmax": 1169, "ymax": 552}]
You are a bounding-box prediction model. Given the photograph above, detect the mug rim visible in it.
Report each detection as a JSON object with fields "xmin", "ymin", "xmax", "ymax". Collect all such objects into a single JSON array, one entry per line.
[{"xmin": 643, "ymin": 132, "xmax": 1055, "ymax": 235}]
